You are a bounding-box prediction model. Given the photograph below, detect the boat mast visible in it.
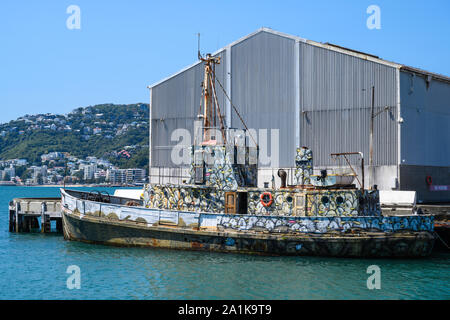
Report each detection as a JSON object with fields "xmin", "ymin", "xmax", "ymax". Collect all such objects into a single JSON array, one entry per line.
[{"xmin": 198, "ymin": 39, "xmax": 226, "ymax": 144}]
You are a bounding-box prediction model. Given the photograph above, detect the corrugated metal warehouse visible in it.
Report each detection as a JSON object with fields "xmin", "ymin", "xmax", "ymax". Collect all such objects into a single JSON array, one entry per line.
[{"xmin": 148, "ymin": 28, "xmax": 450, "ymax": 203}]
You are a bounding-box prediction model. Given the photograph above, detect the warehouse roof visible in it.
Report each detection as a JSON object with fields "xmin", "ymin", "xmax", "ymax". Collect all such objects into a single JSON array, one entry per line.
[{"xmin": 148, "ymin": 27, "xmax": 450, "ymax": 88}]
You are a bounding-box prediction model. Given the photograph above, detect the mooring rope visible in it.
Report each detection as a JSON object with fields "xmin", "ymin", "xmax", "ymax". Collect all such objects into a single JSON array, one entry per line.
[{"xmin": 434, "ymin": 231, "xmax": 450, "ymax": 250}]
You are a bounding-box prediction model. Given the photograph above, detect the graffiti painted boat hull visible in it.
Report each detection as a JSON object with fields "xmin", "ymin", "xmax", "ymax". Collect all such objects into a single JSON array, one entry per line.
[
  {"xmin": 61, "ymin": 213, "xmax": 435, "ymax": 259},
  {"xmin": 60, "ymin": 189, "xmax": 435, "ymax": 257}
]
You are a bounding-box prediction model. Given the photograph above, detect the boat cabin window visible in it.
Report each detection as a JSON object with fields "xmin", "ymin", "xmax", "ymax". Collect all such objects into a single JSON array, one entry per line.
[{"xmin": 237, "ymin": 192, "xmax": 248, "ymax": 215}]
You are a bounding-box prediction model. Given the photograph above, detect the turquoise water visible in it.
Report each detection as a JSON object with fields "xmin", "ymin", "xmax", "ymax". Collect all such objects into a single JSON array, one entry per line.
[{"xmin": 0, "ymin": 186, "xmax": 449, "ymax": 300}]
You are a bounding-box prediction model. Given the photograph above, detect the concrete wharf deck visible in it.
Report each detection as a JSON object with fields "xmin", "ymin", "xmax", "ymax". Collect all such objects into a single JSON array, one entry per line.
[{"xmin": 9, "ymin": 197, "xmax": 62, "ymax": 233}]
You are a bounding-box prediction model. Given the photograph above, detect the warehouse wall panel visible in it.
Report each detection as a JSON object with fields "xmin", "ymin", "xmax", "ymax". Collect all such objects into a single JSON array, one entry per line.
[
  {"xmin": 230, "ymin": 31, "xmax": 297, "ymax": 168},
  {"xmin": 400, "ymin": 71, "xmax": 450, "ymax": 167},
  {"xmin": 299, "ymin": 42, "xmax": 398, "ymax": 167}
]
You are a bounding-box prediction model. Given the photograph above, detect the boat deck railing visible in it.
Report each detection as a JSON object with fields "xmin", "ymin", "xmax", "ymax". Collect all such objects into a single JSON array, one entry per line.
[
  {"xmin": 66, "ymin": 189, "xmax": 143, "ymax": 206},
  {"xmin": 148, "ymin": 166, "xmax": 360, "ymax": 187}
]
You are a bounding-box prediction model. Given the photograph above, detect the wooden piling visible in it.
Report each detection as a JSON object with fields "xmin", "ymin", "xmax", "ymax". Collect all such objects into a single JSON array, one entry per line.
[
  {"xmin": 9, "ymin": 201, "xmax": 14, "ymax": 232},
  {"xmin": 41, "ymin": 202, "xmax": 46, "ymax": 233},
  {"xmin": 56, "ymin": 219, "xmax": 63, "ymax": 233},
  {"xmin": 22, "ymin": 215, "xmax": 29, "ymax": 233},
  {"xmin": 15, "ymin": 202, "xmax": 20, "ymax": 233},
  {"xmin": 41, "ymin": 202, "xmax": 51, "ymax": 233}
]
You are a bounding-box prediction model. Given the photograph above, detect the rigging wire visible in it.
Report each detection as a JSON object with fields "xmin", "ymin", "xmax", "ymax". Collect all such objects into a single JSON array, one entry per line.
[
  {"xmin": 209, "ymin": 75, "xmax": 227, "ymax": 144},
  {"xmin": 211, "ymin": 68, "xmax": 258, "ymax": 147},
  {"xmin": 434, "ymin": 231, "xmax": 450, "ymax": 250}
]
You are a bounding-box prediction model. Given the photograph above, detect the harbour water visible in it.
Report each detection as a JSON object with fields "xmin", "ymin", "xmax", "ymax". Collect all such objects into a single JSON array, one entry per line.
[{"xmin": 0, "ymin": 187, "xmax": 449, "ymax": 300}]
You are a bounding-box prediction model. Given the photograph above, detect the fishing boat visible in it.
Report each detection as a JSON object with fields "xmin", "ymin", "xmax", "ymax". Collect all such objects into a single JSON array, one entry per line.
[{"xmin": 61, "ymin": 53, "xmax": 435, "ymax": 257}]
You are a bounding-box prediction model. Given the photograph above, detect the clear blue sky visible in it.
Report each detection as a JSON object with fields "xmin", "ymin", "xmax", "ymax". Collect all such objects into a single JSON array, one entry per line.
[{"xmin": 0, "ymin": 0, "xmax": 449, "ymax": 124}]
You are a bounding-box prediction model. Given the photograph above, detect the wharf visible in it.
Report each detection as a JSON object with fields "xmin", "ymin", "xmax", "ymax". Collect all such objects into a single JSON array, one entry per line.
[
  {"xmin": 9, "ymin": 197, "xmax": 62, "ymax": 233},
  {"xmin": 417, "ymin": 204, "xmax": 450, "ymax": 220},
  {"xmin": 382, "ymin": 202, "xmax": 450, "ymax": 251},
  {"xmin": 6, "ymin": 196, "xmax": 450, "ymax": 251},
  {"xmin": 418, "ymin": 204, "xmax": 450, "ymax": 251}
]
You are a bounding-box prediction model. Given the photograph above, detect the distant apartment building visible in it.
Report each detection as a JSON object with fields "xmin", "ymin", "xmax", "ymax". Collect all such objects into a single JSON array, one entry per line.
[
  {"xmin": 94, "ymin": 169, "xmax": 106, "ymax": 180},
  {"xmin": 83, "ymin": 164, "xmax": 97, "ymax": 180},
  {"xmin": 15, "ymin": 159, "xmax": 28, "ymax": 166},
  {"xmin": 30, "ymin": 165, "xmax": 48, "ymax": 184},
  {"xmin": 86, "ymin": 156, "xmax": 98, "ymax": 163},
  {"xmin": 0, "ymin": 159, "xmax": 27, "ymax": 167},
  {"xmin": 41, "ymin": 152, "xmax": 65, "ymax": 162},
  {"xmin": 106, "ymin": 169, "xmax": 127, "ymax": 184},
  {"xmin": 125, "ymin": 168, "xmax": 146, "ymax": 184},
  {"xmin": 0, "ymin": 169, "xmax": 14, "ymax": 181},
  {"xmin": 97, "ymin": 159, "xmax": 113, "ymax": 168},
  {"xmin": 106, "ymin": 168, "xmax": 146, "ymax": 185},
  {"xmin": 0, "ymin": 166, "xmax": 16, "ymax": 181}
]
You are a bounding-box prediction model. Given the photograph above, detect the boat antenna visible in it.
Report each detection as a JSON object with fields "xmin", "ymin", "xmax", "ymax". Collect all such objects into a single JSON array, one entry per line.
[{"xmin": 197, "ymin": 33, "xmax": 202, "ymax": 60}]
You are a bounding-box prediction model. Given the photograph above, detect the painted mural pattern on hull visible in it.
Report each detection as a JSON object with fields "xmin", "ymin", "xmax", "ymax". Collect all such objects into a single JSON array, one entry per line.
[
  {"xmin": 62, "ymin": 211, "xmax": 435, "ymax": 258},
  {"xmin": 217, "ymin": 214, "xmax": 434, "ymax": 234},
  {"xmin": 62, "ymin": 190, "xmax": 434, "ymax": 235}
]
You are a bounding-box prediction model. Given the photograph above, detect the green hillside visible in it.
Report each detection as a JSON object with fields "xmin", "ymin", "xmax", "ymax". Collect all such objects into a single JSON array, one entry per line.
[{"xmin": 0, "ymin": 103, "xmax": 149, "ymax": 171}]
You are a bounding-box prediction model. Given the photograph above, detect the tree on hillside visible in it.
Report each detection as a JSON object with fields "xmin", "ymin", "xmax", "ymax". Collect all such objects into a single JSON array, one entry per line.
[
  {"xmin": 21, "ymin": 169, "xmax": 31, "ymax": 181},
  {"xmin": 73, "ymin": 171, "xmax": 84, "ymax": 182},
  {"xmin": 37, "ymin": 173, "xmax": 43, "ymax": 185}
]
